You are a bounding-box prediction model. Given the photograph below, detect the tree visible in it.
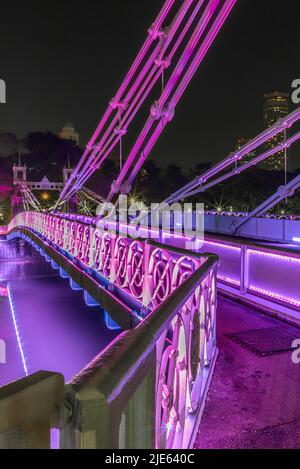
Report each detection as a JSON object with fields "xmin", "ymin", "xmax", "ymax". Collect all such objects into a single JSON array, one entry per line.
[
  {"xmin": 22, "ymin": 132, "xmax": 82, "ymax": 181},
  {"xmin": 189, "ymin": 162, "xmax": 211, "ymax": 178},
  {"xmin": 0, "ymin": 133, "xmax": 19, "ymax": 158},
  {"xmin": 135, "ymin": 160, "xmax": 163, "ymax": 203},
  {"xmin": 161, "ymin": 164, "xmax": 188, "ymax": 200}
]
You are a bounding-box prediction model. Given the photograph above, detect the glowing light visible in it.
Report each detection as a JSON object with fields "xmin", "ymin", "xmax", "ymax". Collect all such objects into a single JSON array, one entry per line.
[
  {"xmin": 249, "ymin": 285, "xmax": 300, "ymax": 309},
  {"xmin": 104, "ymin": 311, "xmax": 121, "ymax": 330},
  {"xmin": 162, "ymin": 418, "xmax": 176, "ymax": 437},
  {"xmin": 293, "ymin": 237, "xmax": 300, "ymax": 243},
  {"xmin": 7, "ymin": 284, "xmax": 29, "ymax": 376},
  {"xmin": 205, "ymin": 240, "xmax": 241, "ymax": 252},
  {"xmin": 41, "ymin": 192, "xmax": 50, "ymax": 201},
  {"xmin": 218, "ymin": 275, "xmax": 240, "ymax": 286},
  {"xmin": 248, "ymin": 248, "xmax": 300, "ymax": 264},
  {"xmin": 165, "ymin": 420, "xmax": 174, "ymax": 432},
  {"xmin": 0, "ymin": 286, "xmax": 8, "ymax": 297}
]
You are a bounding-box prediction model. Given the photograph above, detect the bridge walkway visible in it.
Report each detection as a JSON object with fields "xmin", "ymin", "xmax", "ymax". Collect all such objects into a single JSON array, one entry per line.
[{"xmin": 195, "ymin": 296, "xmax": 300, "ymax": 449}]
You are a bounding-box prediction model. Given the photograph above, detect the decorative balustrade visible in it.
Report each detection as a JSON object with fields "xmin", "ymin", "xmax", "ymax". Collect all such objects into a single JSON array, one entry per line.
[
  {"xmin": 0, "ymin": 226, "xmax": 8, "ymax": 235},
  {"xmin": 58, "ymin": 252, "xmax": 218, "ymax": 449},
  {"xmin": 204, "ymin": 210, "xmax": 300, "ymax": 244},
  {"xmin": 9, "ymin": 212, "xmax": 205, "ymax": 310},
  {"xmin": 5, "ymin": 212, "xmax": 219, "ymax": 448}
]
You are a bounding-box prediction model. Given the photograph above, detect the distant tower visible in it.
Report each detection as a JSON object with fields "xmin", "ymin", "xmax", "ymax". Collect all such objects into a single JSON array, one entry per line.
[
  {"xmin": 263, "ymin": 92, "xmax": 289, "ymax": 171},
  {"xmin": 13, "ymin": 156, "xmax": 27, "ymax": 186},
  {"xmin": 12, "ymin": 156, "xmax": 27, "ymax": 216},
  {"xmin": 63, "ymin": 155, "xmax": 73, "ymax": 184},
  {"xmin": 59, "ymin": 122, "xmax": 79, "ymax": 145},
  {"xmin": 62, "ymin": 156, "xmax": 78, "ymax": 213}
]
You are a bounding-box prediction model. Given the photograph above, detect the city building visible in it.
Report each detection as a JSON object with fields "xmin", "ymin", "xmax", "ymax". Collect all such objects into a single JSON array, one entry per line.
[
  {"xmin": 262, "ymin": 91, "xmax": 289, "ymax": 171},
  {"xmin": 58, "ymin": 122, "xmax": 79, "ymax": 145},
  {"xmin": 235, "ymin": 137, "xmax": 256, "ymax": 164}
]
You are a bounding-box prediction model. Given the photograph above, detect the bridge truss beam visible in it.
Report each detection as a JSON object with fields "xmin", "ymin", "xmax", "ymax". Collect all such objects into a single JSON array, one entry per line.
[
  {"xmin": 231, "ymin": 172, "xmax": 300, "ymax": 234},
  {"xmin": 163, "ymin": 107, "xmax": 300, "ymax": 205}
]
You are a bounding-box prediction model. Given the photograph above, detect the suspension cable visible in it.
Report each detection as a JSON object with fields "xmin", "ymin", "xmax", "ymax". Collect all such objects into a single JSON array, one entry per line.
[
  {"xmin": 97, "ymin": 0, "xmax": 233, "ymax": 218},
  {"xmin": 57, "ymin": 0, "xmax": 178, "ymax": 205}
]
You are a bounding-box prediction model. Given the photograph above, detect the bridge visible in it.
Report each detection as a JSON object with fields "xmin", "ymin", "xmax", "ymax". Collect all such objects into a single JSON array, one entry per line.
[{"xmin": 1, "ymin": 0, "xmax": 300, "ymax": 450}]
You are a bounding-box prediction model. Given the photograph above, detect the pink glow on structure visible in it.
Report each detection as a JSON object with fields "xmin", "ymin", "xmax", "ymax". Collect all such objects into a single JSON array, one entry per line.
[
  {"xmin": 64, "ymin": 0, "xmax": 202, "ymax": 198},
  {"xmin": 125, "ymin": 0, "xmax": 237, "ymax": 190},
  {"xmin": 218, "ymin": 275, "xmax": 240, "ymax": 287},
  {"xmin": 59, "ymin": 0, "xmax": 176, "ymax": 203},
  {"xmin": 205, "ymin": 240, "xmax": 241, "ymax": 252},
  {"xmin": 62, "ymin": 0, "xmax": 238, "ymax": 210},
  {"xmin": 0, "ymin": 286, "xmax": 8, "ymax": 297},
  {"xmin": 8, "ymin": 212, "xmax": 204, "ymax": 310}
]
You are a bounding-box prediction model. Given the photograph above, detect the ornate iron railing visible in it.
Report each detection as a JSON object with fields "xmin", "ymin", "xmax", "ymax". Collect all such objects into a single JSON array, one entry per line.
[
  {"xmin": 58, "ymin": 254, "xmax": 218, "ymax": 449},
  {"xmin": 9, "ymin": 212, "xmax": 206, "ymax": 311},
  {"xmin": 6, "ymin": 212, "xmax": 218, "ymax": 448}
]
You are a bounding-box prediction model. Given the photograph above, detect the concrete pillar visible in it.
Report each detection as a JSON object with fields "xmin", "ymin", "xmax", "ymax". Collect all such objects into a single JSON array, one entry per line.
[{"xmin": 0, "ymin": 371, "xmax": 64, "ymax": 449}]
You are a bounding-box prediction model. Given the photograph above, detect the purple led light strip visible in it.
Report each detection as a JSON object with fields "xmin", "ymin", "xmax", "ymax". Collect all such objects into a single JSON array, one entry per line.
[
  {"xmin": 248, "ymin": 286, "xmax": 300, "ymax": 309},
  {"xmin": 248, "ymin": 248, "xmax": 300, "ymax": 263},
  {"xmin": 7, "ymin": 284, "xmax": 29, "ymax": 376},
  {"xmin": 218, "ymin": 275, "xmax": 240, "ymax": 286},
  {"xmin": 205, "ymin": 239, "xmax": 241, "ymax": 252}
]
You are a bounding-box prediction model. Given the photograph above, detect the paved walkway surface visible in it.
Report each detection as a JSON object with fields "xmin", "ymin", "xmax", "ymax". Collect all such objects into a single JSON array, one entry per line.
[{"xmin": 195, "ymin": 296, "xmax": 300, "ymax": 449}]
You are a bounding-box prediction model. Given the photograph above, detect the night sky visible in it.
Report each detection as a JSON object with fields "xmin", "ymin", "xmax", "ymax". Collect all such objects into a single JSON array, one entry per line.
[{"xmin": 1, "ymin": 0, "xmax": 300, "ymax": 170}]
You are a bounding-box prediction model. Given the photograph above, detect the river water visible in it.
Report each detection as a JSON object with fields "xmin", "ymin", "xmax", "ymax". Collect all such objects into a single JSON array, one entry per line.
[{"xmin": 0, "ymin": 237, "xmax": 120, "ymax": 446}]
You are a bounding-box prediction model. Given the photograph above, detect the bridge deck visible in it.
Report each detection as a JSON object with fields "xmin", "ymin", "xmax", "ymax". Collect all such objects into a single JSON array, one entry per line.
[{"xmin": 195, "ymin": 296, "xmax": 300, "ymax": 449}]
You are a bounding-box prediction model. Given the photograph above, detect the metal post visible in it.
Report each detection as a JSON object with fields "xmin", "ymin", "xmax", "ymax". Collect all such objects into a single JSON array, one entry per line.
[
  {"xmin": 0, "ymin": 371, "xmax": 64, "ymax": 449},
  {"xmin": 240, "ymin": 244, "xmax": 248, "ymax": 294}
]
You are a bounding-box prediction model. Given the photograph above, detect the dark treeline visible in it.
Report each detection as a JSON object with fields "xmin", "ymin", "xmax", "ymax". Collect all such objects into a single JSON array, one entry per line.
[{"xmin": 1, "ymin": 131, "xmax": 300, "ymax": 219}]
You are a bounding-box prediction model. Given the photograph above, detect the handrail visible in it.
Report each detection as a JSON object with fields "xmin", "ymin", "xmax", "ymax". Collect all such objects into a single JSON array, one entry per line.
[
  {"xmin": 6, "ymin": 212, "xmax": 219, "ymax": 448},
  {"xmin": 8, "ymin": 212, "xmax": 207, "ymax": 312},
  {"xmin": 0, "ymin": 371, "xmax": 64, "ymax": 449},
  {"xmin": 59, "ymin": 254, "xmax": 218, "ymax": 449}
]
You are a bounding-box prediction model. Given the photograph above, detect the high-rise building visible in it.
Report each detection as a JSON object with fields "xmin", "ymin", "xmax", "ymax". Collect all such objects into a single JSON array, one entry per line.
[
  {"xmin": 59, "ymin": 122, "xmax": 79, "ymax": 145},
  {"xmin": 235, "ymin": 137, "xmax": 256, "ymax": 164},
  {"xmin": 262, "ymin": 92, "xmax": 289, "ymax": 171}
]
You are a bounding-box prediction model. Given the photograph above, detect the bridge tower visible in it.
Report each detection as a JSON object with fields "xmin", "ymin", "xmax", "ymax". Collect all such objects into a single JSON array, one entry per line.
[
  {"xmin": 63, "ymin": 161, "xmax": 78, "ymax": 213},
  {"xmin": 12, "ymin": 158, "xmax": 27, "ymax": 217}
]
